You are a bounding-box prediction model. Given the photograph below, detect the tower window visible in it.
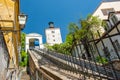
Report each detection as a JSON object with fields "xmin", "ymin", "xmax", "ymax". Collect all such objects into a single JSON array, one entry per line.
[
  {"xmin": 51, "ymin": 31, "xmax": 55, "ymax": 33},
  {"xmin": 53, "ymin": 39, "xmax": 55, "ymax": 42}
]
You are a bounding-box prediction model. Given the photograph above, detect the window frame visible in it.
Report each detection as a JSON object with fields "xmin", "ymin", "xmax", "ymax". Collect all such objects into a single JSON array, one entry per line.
[
  {"xmin": 101, "ymin": 8, "xmax": 115, "ymax": 16},
  {"xmin": 51, "ymin": 31, "xmax": 55, "ymax": 33}
]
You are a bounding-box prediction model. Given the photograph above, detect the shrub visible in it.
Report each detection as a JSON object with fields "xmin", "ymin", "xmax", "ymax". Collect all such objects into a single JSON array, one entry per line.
[
  {"xmin": 96, "ymin": 56, "xmax": 108, "ymax": 64},
  {"xmin": 19, "ymin": 51, "xmax": 28, "ymax": 67}
]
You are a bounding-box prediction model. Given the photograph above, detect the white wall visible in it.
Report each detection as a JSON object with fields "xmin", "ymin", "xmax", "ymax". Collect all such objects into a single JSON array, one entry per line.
[
  {"xmin": 96, "ymin": 23, "xmax": 120, "ymax": 60},
  {"xmin": 45, "ymin": 28, "xmax": 62, "ymax": 46},
  {"xmin": 93, "ymin": 1, "xmax": 120, "ymax": 20},
  {"xmin": 92, "ymin": 1, "xmax": 120, "ymax": 60}
]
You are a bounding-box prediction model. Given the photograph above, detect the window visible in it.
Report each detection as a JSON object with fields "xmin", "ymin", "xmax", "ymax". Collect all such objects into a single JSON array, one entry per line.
[
  {"xmin": 111, "ymin": 15, "xmax": 118, "ymax": 25},
  {"xmin": 101, "ymin": 8, "xmax": 115, "ymax": 16},
  {"xmin": 104, "ymin": 21, "xmax": 112, "ymax": 31},
  {"xmin": 53, "ymin": 39, "xmax": 55, "ymax": 42},
  {"xmin": 52, "ymin": 35, "xmax": 55, "ymax": 37},
  {"xmin": 51, "ymin": 31, "xmax": 55, "ymax": 33},
  {"xmin": 114, "ymin": 40, "xmax": 120, "ymax": 51},
  {"xmin": 104, "ymin": 21, "xmax": 109, "ymax": 31}
]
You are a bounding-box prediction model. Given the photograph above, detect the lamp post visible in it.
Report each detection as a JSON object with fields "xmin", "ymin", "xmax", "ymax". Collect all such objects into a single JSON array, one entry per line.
[{"xmin": 18, "ymin": 13, "xmax": 27, "ymax": 30}]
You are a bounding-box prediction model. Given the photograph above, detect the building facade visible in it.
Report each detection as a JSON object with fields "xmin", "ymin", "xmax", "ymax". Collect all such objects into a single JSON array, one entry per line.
[
  {"xmin": 45, "ymin": 22, "xmax": 62, "ymax": 46},
  {"xmin": 96, "ymin": 12, "xmax": 120, "ymax": 60},
  {"xmin": 92, "ymin": 0, "xmax": 120, "ymax": 60},
  {"xmin": 0, "ymin": 0, "xmax": 22, "ymax": 79},
  {"xmin": 0, "ymin": 0, "xmax": 20, "ymax": 68},
  {"xmin": 93, "ymin": 0, "xmax": 120, "ymax": 20},
  {"xmin": 92, "ymin": 0, "xmax": 120, "ymax": 36}
]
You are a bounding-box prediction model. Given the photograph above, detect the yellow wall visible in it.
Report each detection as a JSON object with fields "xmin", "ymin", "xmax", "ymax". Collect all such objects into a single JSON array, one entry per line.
[
  {"xmin": 0, "ymin": 0, "xmax": 20, "ymax": 68},
  {"xmin": 0, "ymin": 0, "xmax": 14, "ymax": 27}
]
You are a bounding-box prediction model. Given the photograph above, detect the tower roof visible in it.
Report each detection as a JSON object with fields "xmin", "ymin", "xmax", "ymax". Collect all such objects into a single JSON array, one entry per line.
[{"xmin": 48, "ymin": 21, "xmax": 54, "ymax": 28}]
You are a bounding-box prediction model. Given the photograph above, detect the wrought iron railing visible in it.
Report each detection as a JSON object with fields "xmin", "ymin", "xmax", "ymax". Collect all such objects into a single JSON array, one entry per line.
[{"xmin": 33, "ymin": 47, "xmax": 119, "ymax": 80}]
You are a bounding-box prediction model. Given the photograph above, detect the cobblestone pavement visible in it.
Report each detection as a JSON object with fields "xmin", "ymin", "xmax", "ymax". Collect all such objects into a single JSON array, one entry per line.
[{"xmin": 21, "ymin": 71, "xmax": 30, "ymax": 80}]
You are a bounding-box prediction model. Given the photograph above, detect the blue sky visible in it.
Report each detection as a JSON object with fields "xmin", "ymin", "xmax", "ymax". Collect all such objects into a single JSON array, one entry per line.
[{"xmin": 20, "ymin": 0, "xmax": 101, "ymax": 43}]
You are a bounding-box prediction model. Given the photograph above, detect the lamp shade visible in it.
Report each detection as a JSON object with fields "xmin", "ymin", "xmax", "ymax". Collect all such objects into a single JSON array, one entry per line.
[{"xmin": 18, "ymin": 13, "xmax": 27, "ymax": 30}]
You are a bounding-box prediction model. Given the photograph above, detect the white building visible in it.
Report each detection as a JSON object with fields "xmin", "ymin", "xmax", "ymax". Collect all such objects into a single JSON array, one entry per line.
[
  {"xmin": 92, "ymin": 0, "xmax": 120, "ymax": 60},
  {"xmin": 93, "ymin": 0, "xmax": 120, "ymax": 20},
  {"xmin": 45, "ymin": 22, "xmax": 62, "ymax": 46},
  {"xmin": 92, "ymin": 0, "xmax": 120, "ymax": 36},
  {"xmin": 96, "ymin": 12, "xmax": 120, "ymax": 60},
  {"xmin": 25, "ymin": 33, "xmax": 44, "ymax": 52}
]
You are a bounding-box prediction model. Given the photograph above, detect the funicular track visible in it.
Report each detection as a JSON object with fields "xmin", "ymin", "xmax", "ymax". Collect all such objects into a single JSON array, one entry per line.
[{"xmin": 27, "ymin": 49, "xmax": 120, "ymax": 80}]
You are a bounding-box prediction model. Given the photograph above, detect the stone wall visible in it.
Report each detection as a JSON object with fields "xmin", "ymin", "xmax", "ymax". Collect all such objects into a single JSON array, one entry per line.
[
  {"xmin": 0, "ymin": 32, "xmax": 9, "ymax": 79},
  {"xmin": 103, "ymin": 60, "xmax": 120, "ymax": 71}
]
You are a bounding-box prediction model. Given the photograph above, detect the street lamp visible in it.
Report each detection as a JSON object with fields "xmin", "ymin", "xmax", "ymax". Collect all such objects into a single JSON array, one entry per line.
[{"xmin": 18, "ymin": 13, "xmax": 27, "ymax": 30}]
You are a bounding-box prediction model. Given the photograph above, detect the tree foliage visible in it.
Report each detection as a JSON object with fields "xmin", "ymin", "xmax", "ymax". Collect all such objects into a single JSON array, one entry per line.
[
  {"xmin": 21, "ymin": 32, "xmax": 26, "ymax": 51},
  {"xmin": 96, "ymin": 56, "xmax": 108, "ymax": 64},
  {"xmin": 44, "ymin": 43, "xmax": 53, "ymax": 50},
  {"xmin": 80, "ymin": 14, "xmax": 104, "ymax": 39},
  {"xmin": 19, "ymin": 32, "xmax": 28, "ymax": 67},
  {"xmin": 19, "ymin": 50, "xmax": 28, "ymax": 67}
]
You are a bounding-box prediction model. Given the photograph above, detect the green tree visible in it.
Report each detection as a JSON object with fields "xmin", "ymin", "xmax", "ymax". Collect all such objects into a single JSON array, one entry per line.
[
  {"xmin": 20, "ymin": 32, "xmax": 28, "ymax": 67},
  {"xmin": 20, "ymin": 51, "xmax": 28, "ymax": 67},
  {"xmin": 21, "ymin": 32, "xmax": 26, "ymax": 51},
  {"xmin": 96, "ymin": 56, "xmax": 108, "ymax": 64},
  {"xmin": 65, "ymin": 15, "xmax": 104, "ymax": 58},
  {"xmin": 44, "ymin": 43, "xmax": 54, "ymax": 51},
  {"xmin": 68, "ymin": 23, "xmax": 80, "ymax": 41},
  {"xmin": 65, "ymin": 33, "xmax": 73, "ymax": 45},
  {"xmin": 52, "ymin": 44, "xmax": 60, "ymax": 51},
  {"xmin": 80, "ymin": 15, "xmax": 104, "ymax": 39}
]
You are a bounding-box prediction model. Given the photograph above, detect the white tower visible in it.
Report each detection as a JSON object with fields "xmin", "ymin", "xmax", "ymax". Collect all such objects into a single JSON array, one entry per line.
[{"xmin": 45, "ymin": 22, "xmax": 62, "ymax": 46}]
